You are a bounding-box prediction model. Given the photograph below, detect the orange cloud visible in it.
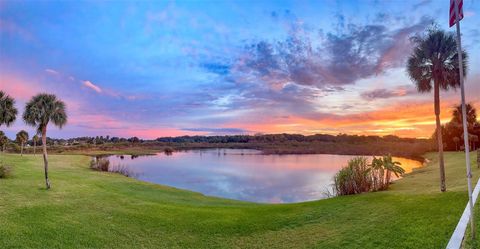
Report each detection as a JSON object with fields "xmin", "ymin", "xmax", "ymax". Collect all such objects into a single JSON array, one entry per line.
[{"xmin": 226, "ymin": 99, "xmax": 470, "ymax": 138}]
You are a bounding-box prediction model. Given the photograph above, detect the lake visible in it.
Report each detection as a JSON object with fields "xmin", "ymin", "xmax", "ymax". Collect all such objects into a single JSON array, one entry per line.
[{"xmin": 103, "ymin": 149, "xmax": 423, "ymax": 203}]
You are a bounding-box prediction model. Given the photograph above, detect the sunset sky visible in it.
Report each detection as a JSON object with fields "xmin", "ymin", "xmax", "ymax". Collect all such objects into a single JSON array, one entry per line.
[{"xmin": 1, "ymin": 0, "xmax": 479, "ymax": 139}]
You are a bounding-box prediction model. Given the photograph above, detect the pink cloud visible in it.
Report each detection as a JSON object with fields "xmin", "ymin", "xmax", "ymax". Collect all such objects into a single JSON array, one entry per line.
[
  {"xmin": 45, "ymin": 68, "xmax": 59, "ymax": 76},
  {"xmin": 125, "ymin": 128, "xmax": 199, "ymax": 139},
  {"xmin": 68, "ymin": 113, "xmax": 198, "ymax": 139},
  {"xmin": 82, "ymin": 80, "xmax": 102, "ymax": 93},
  {"xmin": 0, "ymin": 72, "xmax": 41, "ymax": 100}
]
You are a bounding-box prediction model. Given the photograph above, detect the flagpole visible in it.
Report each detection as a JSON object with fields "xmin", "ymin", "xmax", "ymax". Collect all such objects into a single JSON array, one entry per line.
[{"xmin": 454, "ymin": 0, "xmax": 475, "ymax": 239}]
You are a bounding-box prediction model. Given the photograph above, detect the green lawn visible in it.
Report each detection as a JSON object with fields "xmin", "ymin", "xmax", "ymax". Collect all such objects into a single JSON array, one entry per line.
[{"xmin": 0, "ymin": 152, "xmax": 477, "ymax": 248}]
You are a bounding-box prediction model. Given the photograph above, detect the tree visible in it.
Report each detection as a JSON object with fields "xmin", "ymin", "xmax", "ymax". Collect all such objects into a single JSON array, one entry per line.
[
  {"xmin": 0, "ymin": 131, "xmax": 8, "ymax": 152},
  {"xmin": 32, "ymin": 134, "xmax": 39, "ymax": 155},
  {"xmin": 370, "ymin": 157, "xmax": 385, "ymax": 191},
  {"xmin": 0, "ymin": 91, "xmax": 18, "ymax": 127},
  {"xmin": 453, "ymin": 137, "xmax": 460, "ymax": 151},
  {"xmin": 407, "ymin": 28, "xmax": 468, "ymax": 192},
  {"xmin": 23, "ymin": 94, "xmax": 67, "ymax": 189},
  {"xmin": 382, "ymin": 155, "xmax": 405, "ymax": 187},
  {"xmin": 472, "ymin": 135, "xmax": 478, "ymax": 151},
  {"xmin": 16, "ymin": 130, "xmax": 29, "ymax": 156},
  {"xmin": 451, "ymin": 103, "xmax": 478, "ymax": 131}
]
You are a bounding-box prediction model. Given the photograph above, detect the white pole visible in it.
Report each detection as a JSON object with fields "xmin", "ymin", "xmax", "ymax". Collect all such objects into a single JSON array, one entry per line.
[{"xmin": 454, "ymin": 0, "xmax": 475, "ymax": 239}]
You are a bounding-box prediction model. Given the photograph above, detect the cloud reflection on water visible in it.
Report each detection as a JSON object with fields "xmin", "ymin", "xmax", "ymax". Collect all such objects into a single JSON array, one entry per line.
[{"xmin": 106, "ymin": 149, "xmax": 422, "ymax": 203}]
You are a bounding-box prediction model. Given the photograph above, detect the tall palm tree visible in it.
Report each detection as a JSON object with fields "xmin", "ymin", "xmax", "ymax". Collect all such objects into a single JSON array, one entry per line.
[
  {"xmin": 407, "ymin": 29, "xmax": 468, "ymax": 192},
  {"xmin": 33, "ymin": 134, "xmax": 39, "ymax": 155},
  {"xmin": 0, "ymin": 91, "xmax": 18, "ymax": 127},
  {"xmin": 23, "ymin": 94, "xmax": 67, "ymax": 189},
  {"xmin": 16, "ymin": 130, "xmax": 29, "ymax": 156}
]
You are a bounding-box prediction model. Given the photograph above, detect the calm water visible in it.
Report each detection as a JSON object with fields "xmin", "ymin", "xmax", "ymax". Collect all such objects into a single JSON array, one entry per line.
[{"xmin": 104, "ymin": 149, "xmax": 422, "ymax": 203}]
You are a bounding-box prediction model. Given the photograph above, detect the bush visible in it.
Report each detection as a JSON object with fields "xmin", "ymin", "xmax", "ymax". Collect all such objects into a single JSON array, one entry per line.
[
  {"xmin": 333, "ymin": 155, "xmax": 405, "ymax": 196},
  {"xmin": 0, "ymin": 163, "xmax": 12, "ymax": 178},
  {"xmin": 164, "ymin": 147, "xmax": 174, "ymax": 155},
  {"xmin": 334, "ymin": 157, "xmax": 371, "ymax": 196},
  {"xmin": 90, "ymin": 158, "xmax": 110, "ymax": 171}
]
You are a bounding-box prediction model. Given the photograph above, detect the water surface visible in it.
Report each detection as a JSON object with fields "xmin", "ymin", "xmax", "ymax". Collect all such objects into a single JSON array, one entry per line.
[{"xmin": 105, "ymin": 149, "xmax": 422, "ymax": 203}]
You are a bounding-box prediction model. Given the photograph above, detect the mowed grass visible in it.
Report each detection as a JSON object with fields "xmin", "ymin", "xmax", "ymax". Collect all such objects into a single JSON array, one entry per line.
[{"xmin": 0, "ymin": 152, "xmax": 478, "ymax": 248}]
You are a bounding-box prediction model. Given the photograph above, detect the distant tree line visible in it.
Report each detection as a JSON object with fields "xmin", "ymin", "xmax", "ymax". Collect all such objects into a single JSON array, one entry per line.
[
  {"xmin": 155, "ymin": 134, "xmax": 426, "ymax": 144},
  {"xmin": 0, "ymin": 133, "xmax": 433, "ymax": 150}
]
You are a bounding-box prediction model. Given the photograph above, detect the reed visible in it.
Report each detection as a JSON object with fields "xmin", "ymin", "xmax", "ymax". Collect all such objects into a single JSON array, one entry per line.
[{"xmin": 334, "ymin": 155, "xmax": 405, "ymax": 196}]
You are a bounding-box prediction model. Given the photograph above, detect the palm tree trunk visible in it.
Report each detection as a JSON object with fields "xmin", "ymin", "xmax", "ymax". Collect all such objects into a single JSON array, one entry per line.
[
  {"xmin": 42, "ymin": 126, "xmax": 51, "ymax": 189},
  {"xmin": 21, "ymin": 142, "xmax": 24, "ymax": 156},
  {"xmin": 34, "ymin": 140, "xmax": 36, "ymax": 155},
  {"xmin": 434, "ymin": 81, "xmax": 446, "ymax": 192},
  {"xmin": 379, "ymin": 169, "xmax": 384, "ymax": 190},
  {"xmin": 385, "ymin": 170, "xmax": 391, "ymax": 188}
]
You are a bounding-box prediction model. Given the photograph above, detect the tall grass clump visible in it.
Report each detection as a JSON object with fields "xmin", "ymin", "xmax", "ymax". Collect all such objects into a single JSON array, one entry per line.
[
  {"xmin": 90, "ymin": 157, "xmax": 137, "ymax": 177},
  {"xmin": 90, "ymin": 158, "xmax": 110, "ymax": 171},
  {"xmin": 0, "ymin": 163, "xmax": 12, "ymax": 178},
  {"xmin": 334, "ymin": 155, "xmax": 405, "ymax": 196},
  {"xmin": 334, "ymin": 157, "xmax": 371, "ymax": 195}
]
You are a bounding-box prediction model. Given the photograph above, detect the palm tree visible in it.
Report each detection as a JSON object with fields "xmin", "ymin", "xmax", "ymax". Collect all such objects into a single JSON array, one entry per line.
[
  {"xmin": 33, "ymin": 134, "xmax": 39, "ymax": 155},
  {"xmin": 453, "ymin": 136, "xmax": 460, "ymax": 151},
  {"xmin": 382, "ymin": 155, "xmax": 405, "ymax": 187},
  {"xmin": 16, "ymin": 130, "xmax": 29, "ymax": 156},
  {"xmin": 0, "ymin": 131, "xmax": 7, "ymax": 152},
  {"xmin": 0, "ymin": 91, "xmax": 18, "ymax": 127},
  {"xmin": 407, "ymin": 29, "xmax": 468, "ymax": 192},
  {"xmin": 23, "ymin": 94, "xmax": 67, "ymax": 189},
  {"xmin": 451, "ymin": 103, "xmax": 478, "ymax": 131},
  {"xmin": 370, "ymin": 157, "xmax": 385, "ymax": 191}
]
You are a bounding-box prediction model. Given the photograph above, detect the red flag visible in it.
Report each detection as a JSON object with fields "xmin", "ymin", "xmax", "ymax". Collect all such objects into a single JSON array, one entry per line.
[{"xmin": 450, "ymin": 0, "xmax": 464, "ymax": 27}]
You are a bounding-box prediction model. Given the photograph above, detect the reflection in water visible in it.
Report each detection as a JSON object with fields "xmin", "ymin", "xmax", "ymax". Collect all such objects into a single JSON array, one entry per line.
[{"xmin": 104, "ymin": 149, "xmax": 423, "ymax": 203}]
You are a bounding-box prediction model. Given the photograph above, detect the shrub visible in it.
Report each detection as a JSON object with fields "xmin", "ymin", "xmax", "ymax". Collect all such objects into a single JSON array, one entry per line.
[
  {"xmin": 333, "ymin": 155, "xmax": 405, "ymax": 196},
  {"xmin": 90, "ymin": 158, "xmax": 110, "ymax": 171},
  {"xmin": 164, "ymin": 147, "xmax": 174, "ymax": 155},
  {"xmin": 0, "ymin": 163, "xmax": 12, "ymax": 178},
  {"xmin": 334, "ymin": 157, "xmax": 371, "ymax": 196}
]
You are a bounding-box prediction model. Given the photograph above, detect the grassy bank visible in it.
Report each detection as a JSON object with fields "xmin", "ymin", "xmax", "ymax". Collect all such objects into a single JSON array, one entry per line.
[{"xmin": 0, "ymin": 152, "xmax": 477, "ymax": 248}]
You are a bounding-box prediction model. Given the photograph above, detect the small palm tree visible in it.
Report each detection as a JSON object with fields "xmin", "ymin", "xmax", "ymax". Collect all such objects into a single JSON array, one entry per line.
[
  {"xmin": 370, "ymin": 157, "xmax": 385, "ymax": 191},
  {"xmin": 16, "ymin": 130, "xmax": 29, "ymax": 156},
  {"xmin": 0, "ymin": 91, "xmax": 18, "ymax": 127},
  {"xmin": 382, "ymin": 155, "xmax": 405, "ymax": 186},
  {"xmin": 0, "ymin": 131, "xmax": 8, "ymax": 152},
  {"xmin": 407, "ymin": 28, "xmax": 468, "ymax": 192},
  {"xmin": 33, "ymin": 134, "xmax": 39, "ymax": 155},
  {"xmin": 23, "ymin": 94, "xmax": 67, "ymax": 189}
]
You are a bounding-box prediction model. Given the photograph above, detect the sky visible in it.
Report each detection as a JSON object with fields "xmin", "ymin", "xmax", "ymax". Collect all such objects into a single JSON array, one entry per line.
[{"xmin": 0, "ymin": 0, "xmax": 479, "ymax": 139}]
